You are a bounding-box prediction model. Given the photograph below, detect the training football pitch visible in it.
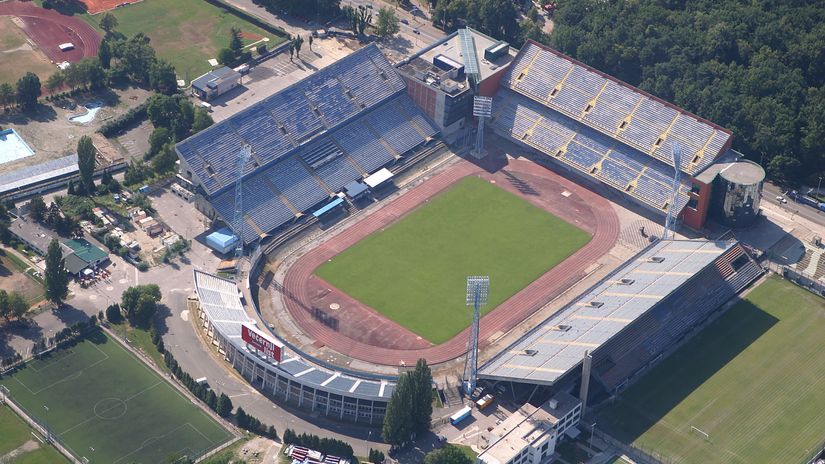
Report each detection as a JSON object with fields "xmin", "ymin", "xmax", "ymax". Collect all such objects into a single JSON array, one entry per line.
[
  {"xmin": 0, "ymin": 330, "xmax": 233, "ymax": 464},
  {"xmin": 599, "ymin": 275, "xmax": 825, "ymax": 464},
  {"xmin": 315, "ymin": 176, "xmax": 591, "ymax": 344},
  {"xmin": 0, "ymin": 404, "xmax": 67, "ymax": 463}
]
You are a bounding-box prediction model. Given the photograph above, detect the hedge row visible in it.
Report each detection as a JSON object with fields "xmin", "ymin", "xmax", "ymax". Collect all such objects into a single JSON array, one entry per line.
[{"xmin": 98, "ymin": 101, "xmax": 148, "ymax": 137}]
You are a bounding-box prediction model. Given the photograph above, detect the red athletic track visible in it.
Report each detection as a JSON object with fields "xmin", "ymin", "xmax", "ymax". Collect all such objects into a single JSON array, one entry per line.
[
  {"xmin": 280, "ymin": 158, "xmax": 620, "ymax": 366},
  {"xmin": 0, "ymin": 1, "xmax": 100, "ymax": 64}
]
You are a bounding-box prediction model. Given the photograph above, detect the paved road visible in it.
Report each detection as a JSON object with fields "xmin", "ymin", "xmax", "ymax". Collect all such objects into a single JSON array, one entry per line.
[{"xmin": 763, "ymin": 182, "xmax": 825, "ymax": 228}]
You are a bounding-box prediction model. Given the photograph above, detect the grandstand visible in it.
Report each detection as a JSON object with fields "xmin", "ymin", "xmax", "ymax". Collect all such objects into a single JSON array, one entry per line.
[
  {"xmin": 193, "ymin": 270, "xmax": 393, "ymax": 423},
  {"xmin": 490, "ymin": 41, "xmax": 733, "ymax": 227},
  {"xmin": 176, "ymin": 44, "xmax": 440, "ymax": 244},
  {"xmin": 479, "ymin": 239, "xmax": 763, "ymax": 393}
]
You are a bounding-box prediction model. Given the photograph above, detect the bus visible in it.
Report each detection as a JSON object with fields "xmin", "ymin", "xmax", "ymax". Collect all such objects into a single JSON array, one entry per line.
[{"xmin": 450, "ymin": 406, "xmax": 472, "ymax": 426}]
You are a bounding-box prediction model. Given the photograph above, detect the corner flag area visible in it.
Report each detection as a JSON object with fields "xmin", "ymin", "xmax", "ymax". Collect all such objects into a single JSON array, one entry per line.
[
  {"xmin": 599, "ymin": 275, "xmax": 825, "ymax": 464},
  {"xmin": 315, "ymin": 176, "xmax": 591, "ymax": 344},
  {"xmin": 0, "ymin": 331, "xmax": 233, "ymax": 463}
]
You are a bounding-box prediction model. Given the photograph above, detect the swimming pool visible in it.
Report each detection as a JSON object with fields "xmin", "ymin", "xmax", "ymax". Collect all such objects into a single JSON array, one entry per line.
[
  {"xmin": 0, "ymin": 128, "xmax": 35, "ymax": 165},
  {"xmin": 68, "ymin": 102, "xmax": 102, "ymax": 124}
]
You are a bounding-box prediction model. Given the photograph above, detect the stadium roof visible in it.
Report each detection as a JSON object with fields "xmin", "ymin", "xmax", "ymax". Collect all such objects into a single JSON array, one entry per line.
[
  {"xmin": 479, "ymin": 239, "xmax": 735, "ymax": 385},
  {"xmin": 176, "ymin": 44, "xmax": 406, "ymax": 196},
  {"xmin": 193, "ymin": 270, "xmax": 394, "ymax": 400},
  {"xmin": 0, "ymin": 154, "xmax": 78, "ymax": 196},
  {"xmin": 501, "ymin": 41, "xmax": 732, "ymax": 177}
]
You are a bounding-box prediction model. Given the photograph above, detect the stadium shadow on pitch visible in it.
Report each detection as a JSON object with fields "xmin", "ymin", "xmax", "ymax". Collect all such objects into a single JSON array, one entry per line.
[{"xmin": 600, "ymin": 298, "xmax": 779, "ymax": 442}]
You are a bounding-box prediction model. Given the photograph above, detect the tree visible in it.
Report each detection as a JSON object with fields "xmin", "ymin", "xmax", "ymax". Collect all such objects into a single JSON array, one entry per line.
[
  {"xmin": 236, "ymin": 406, "xmax": 250, "ymax": 428},
  {"xmin": 99, "ymin": 12, "xmax": 119, "ymax": 34},
  {"xmin": 7, "ymin": 292, "xmax": 28, "ymax": 320},
  {"xmin": 216, "ymin": 393, "xmax": 233, "ymax": 417},
  {"xmin": 191, "ymin": 108, "xmax": 213, "ymax": 134},
  {"xmin": 105, "ymin": 303, "xmax": 122, "ymax": 323},
  {"xmin": 217, "ymin": 47, "xmax": 236, "ymax": 66},
  {"xmin": 229, "ymin": 26, "xmax": 243, "ymax": 56},
  {"xmin": 121, "ymin": 33, "xmax": 156, "ymax": 83},
  {"xmin": 344, "ymin": 5, "xmax": 372, "ymax": 36},
  {"xmin": 768, "ymin": 155, "xmax": 802, "ymax": 186},
  {"xmin": 410, "ymin": 358, "xmax": 433, "ymax": 432},
  {"xmin": 288, "ymin": 43, "xmax": 294, "ymax": 62},
  {"xmin": 98, "ymin": 39, "xmax": 112, "ymax": 69},
  {"xmin": 121, "ymin": 284, "xmax": 161, "ymax": 328},
  {"xmin": 16, "ymin": 72, "xmax": 41, "ymax": 111},
  {"xmin": 77, "ymin": 135, "xmax": 96, "ymax": 195},
  {"xmin": 0, "ymin": 83, "xmax": 15, "ymax": 109},
  {"xmin": 44, "ymin": 239, "xmax": 69, "ymax": 305},
  {"xmin": 28, "ymin": 196, "xmax": 47, "ymax": 222},
  {"xmin": 423, "ymin": 445, "xmax": 473, "ymax": 464},
  {"xmin": 308, "ymin": 35, "xmax": 313, "ymax": 51},
  {"xmin": 376, "ymin": 7, "xmax": 400, "ymax": 38},
  {"xmin": 293, "ymin": 35, "xmax": 304, "ymax": 59},
  {"xmin": 0, "ymin": 290, "xmax": 9, "ymax": 321},
  {"xmin": 152, "ymin": 143, "xmax": 178, "ymax": 174},
  {"xmin": 382, "ymin": 372, "xmax": 413, "ymax": 445},
  {"xmin": 149, "ymin": 60, "xmax": 178, "ymax": 95},
  {"xmin": 45, "ymin": 71, "xmax": 65, "ymax": 94},
  {"xmin": 368, "ymin": 449, "xmax": 385, "ymax": 464},
  {"xmin": 148, "ymin": 127, "xmax": 172, "ymax": 157}
]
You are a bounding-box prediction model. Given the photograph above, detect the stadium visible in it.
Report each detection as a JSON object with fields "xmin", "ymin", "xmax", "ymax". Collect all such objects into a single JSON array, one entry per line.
[{"xmin": 178, "ymin": 29, "xmax": 767, "ymax": 429}]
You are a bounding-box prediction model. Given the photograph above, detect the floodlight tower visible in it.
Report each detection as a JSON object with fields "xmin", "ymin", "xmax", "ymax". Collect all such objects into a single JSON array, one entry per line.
[
  {"xmin": 664, "ymin": 141, "xmax": 682, "ymax": 240},
  {"xmin": 233, "ymin": 144, "xmax": 252, "ymax": 265},
  {"xmin": 464, "ymin": 275, "xmax": 489, "ymax": 396},
  {"xmin": 458, "ymin": 28, "xmax": 492, "ymax": 159}
]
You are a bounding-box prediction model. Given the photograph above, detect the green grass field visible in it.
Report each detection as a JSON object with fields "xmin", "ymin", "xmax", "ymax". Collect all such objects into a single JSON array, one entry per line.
[
  {"xmin": 315, "ymin": 176, "xmax": 591, "ymax": 344},
  {"xmin": 0, "ymin": 405, "xmax": 68, "ymax": 463},
  {"xmin": 0, "ymin": 330, "xmax": 233, "ymax": 463},
  {"xmin": 79, "ymin": 0, "xmax": 285, "ymax": 81},
  {"xmin": 599, "ymin": 276, "xmax": 825, "ymax": 464},
  {"xmin": 0, "ymin": 17, "xmax": 55, "ymax": 85}
]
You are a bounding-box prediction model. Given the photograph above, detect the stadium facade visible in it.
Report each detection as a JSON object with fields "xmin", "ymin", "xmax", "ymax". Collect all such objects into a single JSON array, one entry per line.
[{"xmin": 193, "ymin": 270, "xmax": 393, "ymax": 424}]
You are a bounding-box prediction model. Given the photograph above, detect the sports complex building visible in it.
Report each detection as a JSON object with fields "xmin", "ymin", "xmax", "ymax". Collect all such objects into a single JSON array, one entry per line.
[{"xmin": 181, "ymin": 29, "xmax": 766, "ymax": 427}]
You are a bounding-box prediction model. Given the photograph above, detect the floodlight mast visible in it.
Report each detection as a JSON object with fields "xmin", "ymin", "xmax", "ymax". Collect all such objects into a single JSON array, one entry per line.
[
  {"xmin": 233, "ymin": 144, "xmax": 252, "ymax": 268},
  {"xmin": 664, "ymin": 141, "xmax": 682, "ymax": 240},
  {"xmin": 464, "ymin": 276, "xmax": 489, "ymax": 396}
]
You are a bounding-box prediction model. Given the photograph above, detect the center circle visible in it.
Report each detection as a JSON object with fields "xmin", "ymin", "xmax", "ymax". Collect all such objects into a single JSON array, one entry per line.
[{"xmin": 93, "ymin": 398, "xmax": 127, "ymax": 420}]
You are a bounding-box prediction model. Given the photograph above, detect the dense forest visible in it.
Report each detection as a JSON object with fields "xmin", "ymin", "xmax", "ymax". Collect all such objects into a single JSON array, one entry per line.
[{"xmin": 550, "ymin": 0, "xmax": 825, "ymax": 185}]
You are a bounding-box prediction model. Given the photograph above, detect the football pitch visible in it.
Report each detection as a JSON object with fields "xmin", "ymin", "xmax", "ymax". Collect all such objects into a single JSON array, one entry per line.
[
  {"xmin": 315, "ymin": 176, "xmax": 591, "ymax": 344},
  {"xmin": 0, "ymin": 330, "xmax": 233, "ymax": 464},
  {"xmin": 599, "ymin": 275, "xmax": 825, "ymax": 464}
]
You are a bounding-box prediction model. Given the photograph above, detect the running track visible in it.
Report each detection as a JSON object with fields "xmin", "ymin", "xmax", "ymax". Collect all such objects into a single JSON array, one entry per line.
[
  {"xmin": 280, "ymin": 159, "xmax": 621, "ymax": 365},
  {"xmin": 0, "ymin": 1, "xmax": 100, "ymax": 63}
]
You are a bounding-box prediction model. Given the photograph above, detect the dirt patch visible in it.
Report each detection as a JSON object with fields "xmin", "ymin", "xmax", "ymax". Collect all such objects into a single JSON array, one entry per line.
[
  {"xmin": 1, "ymin": 439, "xmax": 41, "ymax": 462},
  {"xmin": 0, "ymin": 251, "xmax": 45, "ymax": 305},
  {"xmin": 0, "ymin": 16, "xmax": 54, "ymax": 84},
  {"xmin": 240, "ymin": 31, "xmax": 264, "ymax": 41}
]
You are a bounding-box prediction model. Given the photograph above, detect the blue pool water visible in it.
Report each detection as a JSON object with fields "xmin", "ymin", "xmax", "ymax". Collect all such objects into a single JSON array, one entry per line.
[{"xmin": 0, "ymin": 128, "xmax": 35, "ymax": 165}]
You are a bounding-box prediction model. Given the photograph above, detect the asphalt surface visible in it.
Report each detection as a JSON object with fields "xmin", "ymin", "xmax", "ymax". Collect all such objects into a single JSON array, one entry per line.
[{"xmin": 763, "ymin": 182, "xmax": 825, "ymax": 228}]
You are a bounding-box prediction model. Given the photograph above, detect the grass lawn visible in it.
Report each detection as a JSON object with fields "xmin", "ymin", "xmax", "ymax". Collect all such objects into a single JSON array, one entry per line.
[
  {"xmin": 0, "ymin": 17, "xmax": 55, "ymax": 85},
  {"xmin": 315, "ymin": 176, "xmax": 590, "ymax": 344},
  {"xmin": 0, "ymin": 330, "xmax": 233, "ymax": 463},
  {"xmin": 598, "ymin": 275, "xmax": 825, "ymax": 464},
  {"xmin": 79, "ymin": 0, "xmax": 286, "ymax": 82},
  {"xmin": 108, "ymin": 322, "xmax": 169, "ymax": 373},
  {"xmin": 0, "ymin": 405, "xmax": 68, "ymax": 462}
]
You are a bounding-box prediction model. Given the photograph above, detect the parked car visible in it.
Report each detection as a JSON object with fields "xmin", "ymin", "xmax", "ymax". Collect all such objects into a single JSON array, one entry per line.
[{"xmin": 401, "ymin": 19, "xmax": 409, "ymax": 24}]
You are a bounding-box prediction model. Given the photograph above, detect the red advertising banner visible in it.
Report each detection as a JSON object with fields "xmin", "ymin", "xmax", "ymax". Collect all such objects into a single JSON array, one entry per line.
[{"xmin": 241, "ymin": 324, "xmax": 283, "ymax": 362}]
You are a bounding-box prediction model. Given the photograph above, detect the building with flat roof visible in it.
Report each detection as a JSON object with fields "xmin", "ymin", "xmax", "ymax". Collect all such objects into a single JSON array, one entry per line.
[
  {"xmin": 8, "ymin": 218, "xmax": 60, "ymax": 256},
  {"xmin": 478, "ymin": 391, "xmax": 582, "ymax": 464},
  {"xmin": 191, "ymin": 66, "xmax": 242, "ymax": 101},
  {"xmin": 206, "ymin": 227, "xmax": 239, "ymax": 255},
  {"xmin": 397, "ymin": 28, "xmax": 516, "ymax": 134}
]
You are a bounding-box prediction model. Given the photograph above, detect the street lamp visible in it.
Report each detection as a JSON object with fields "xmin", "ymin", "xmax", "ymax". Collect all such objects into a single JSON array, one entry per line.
[
  {"xmin": 589, "ymin": 422, "xmax": 596, "ymax": 450},
  {"xmin": 818, "ymin": 176, "xmax": 823, "ymax": 199}
]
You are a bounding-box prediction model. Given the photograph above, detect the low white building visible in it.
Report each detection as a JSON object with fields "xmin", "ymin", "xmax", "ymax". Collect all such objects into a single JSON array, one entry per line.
[{"xmin": 477, "ymin": 391, "xmax": 582, "ymax": 464}]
